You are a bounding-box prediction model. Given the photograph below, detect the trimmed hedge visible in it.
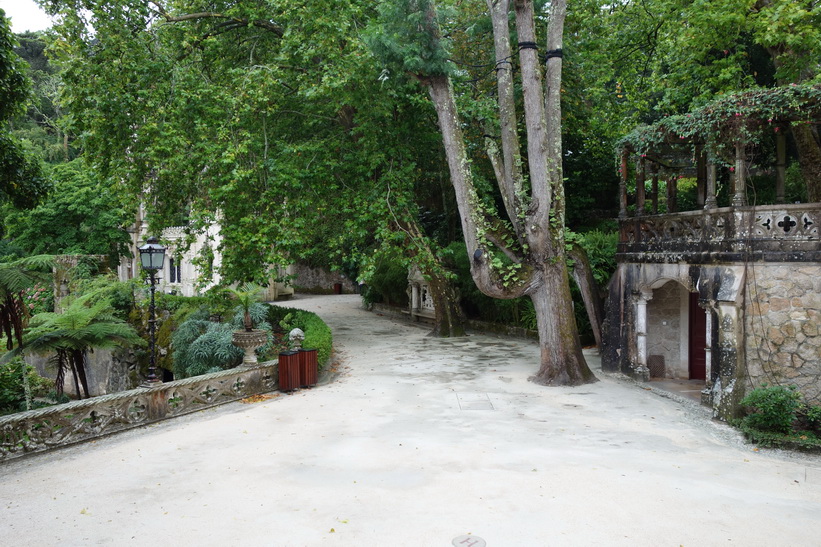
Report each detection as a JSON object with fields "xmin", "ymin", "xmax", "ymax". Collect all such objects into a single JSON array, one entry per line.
[{"xmin": 267, "ymin": 305, "xmax": 333, "ymax": 369}]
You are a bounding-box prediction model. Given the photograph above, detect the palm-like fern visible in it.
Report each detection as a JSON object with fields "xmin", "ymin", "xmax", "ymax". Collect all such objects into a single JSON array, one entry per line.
[
  {"xmin": 7, "ymin": 292, "xmax": 145, "ymax": 398},
  {"xmin": 0, "ymin": 255, "xmax": 54, "ymax": 349},
  {"xmin": 227, "ymin": 282, "xmax": 264, "ymax": 331}
]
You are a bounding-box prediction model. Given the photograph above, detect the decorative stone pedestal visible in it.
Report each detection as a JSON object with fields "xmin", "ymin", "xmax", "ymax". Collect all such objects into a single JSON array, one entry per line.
[{"xmin": 232, "ymin": 330, "xmax": 268, "ymax": 366}]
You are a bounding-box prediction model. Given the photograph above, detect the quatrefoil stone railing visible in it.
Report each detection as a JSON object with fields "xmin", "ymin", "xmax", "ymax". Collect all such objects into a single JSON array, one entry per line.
[{"xmin": 0, "ymin": 362, "xmax": 277, "ymax": 462}]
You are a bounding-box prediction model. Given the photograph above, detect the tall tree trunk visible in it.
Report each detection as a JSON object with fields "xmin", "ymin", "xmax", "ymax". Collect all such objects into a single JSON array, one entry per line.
[
  {"xmin": 425, "ymin": 269, "xmax": 466, "ymax": 337},
  {"xmin": 531, "ymin": 263, "xmax": 596, "ymax": 385},
  {"xmin": 568, "ymin": 243, "xmax": 604, "ymax": 349},
  {"xmin": 399, "ymin": 218, "xmax": 468, "ymax": 338}
]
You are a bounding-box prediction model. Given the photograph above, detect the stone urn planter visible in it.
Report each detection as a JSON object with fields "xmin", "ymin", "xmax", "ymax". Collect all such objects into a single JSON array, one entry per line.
[{"xmin": 232, "ymin": 329, "xmax": 268, "ymax": 366}]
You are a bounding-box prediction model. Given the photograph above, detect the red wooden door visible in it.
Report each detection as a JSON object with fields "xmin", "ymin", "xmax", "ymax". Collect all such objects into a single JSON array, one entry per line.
[{"xmin": 689, "ymin": 293, "xmax": 707, "ymax": 380}]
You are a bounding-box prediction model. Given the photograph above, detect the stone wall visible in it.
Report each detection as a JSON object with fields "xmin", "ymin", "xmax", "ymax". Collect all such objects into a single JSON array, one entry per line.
[
  {"xmin": 744, "ymin": 263, "xmax": 821, "ymax": 401},
  {"xmin": 26, "ymin": 348, "xmax": 140, "ymax": 398},
  {"xmin": 291, "ymin": 262, "xmax": 357, "ymax": 294}
]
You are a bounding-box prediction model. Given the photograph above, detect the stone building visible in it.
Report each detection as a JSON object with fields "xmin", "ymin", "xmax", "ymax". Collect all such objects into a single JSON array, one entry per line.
[
  {"xmin": 601, "ymin": 85, "xmax": 821, "ymax": 420},
  {"xmin": 118, "ymin": 205, "xmax": 293, "ymax": 300}
]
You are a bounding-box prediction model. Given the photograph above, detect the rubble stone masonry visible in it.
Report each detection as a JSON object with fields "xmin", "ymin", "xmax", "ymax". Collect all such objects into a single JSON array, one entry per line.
[{"xmin": 744, "ymin": 264, "xmax": 821, "ymax": 401}]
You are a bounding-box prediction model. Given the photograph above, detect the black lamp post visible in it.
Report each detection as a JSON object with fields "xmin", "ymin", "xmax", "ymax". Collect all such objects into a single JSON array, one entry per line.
[{"xmin": 138, "ymin": 236, "xmax": 166, "ymax": 385}]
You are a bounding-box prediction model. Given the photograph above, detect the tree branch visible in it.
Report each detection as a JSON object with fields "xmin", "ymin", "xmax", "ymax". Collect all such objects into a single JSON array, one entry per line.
[{"xmin": 150, "ymin": 1, "xmax": 284, "ymax": 37}]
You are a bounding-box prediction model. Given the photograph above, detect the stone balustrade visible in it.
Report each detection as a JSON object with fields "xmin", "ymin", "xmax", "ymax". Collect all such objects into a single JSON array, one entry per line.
[
  {"xmin": 0, "ymin": 362, "xmax": 277, "ymax": 463},
  {"xmin": 618, "ymin": 203, "xmax": 821, "ymax": 263}
]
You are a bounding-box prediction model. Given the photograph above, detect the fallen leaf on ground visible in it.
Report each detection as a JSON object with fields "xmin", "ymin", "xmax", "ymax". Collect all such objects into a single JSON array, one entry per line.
[{"xmin": 241, "ymin": 394, "xmax": 279, "ymax": 404}]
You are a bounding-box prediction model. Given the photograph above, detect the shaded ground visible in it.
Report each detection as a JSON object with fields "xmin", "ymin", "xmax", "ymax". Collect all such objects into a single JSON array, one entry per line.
[{"xmin": 1, "ymin": 294, "xmax": 819, "ymax": 546}]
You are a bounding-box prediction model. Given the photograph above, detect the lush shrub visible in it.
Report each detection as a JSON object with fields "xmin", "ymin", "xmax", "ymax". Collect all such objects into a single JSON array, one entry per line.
[
  {"xmin": 0, "ymin": 357, "xmax": 53, "ymax": 415},
  {"xmin": 171, "ymin": 314, "xmax": 245, "ymax": 378},
  {"xmin": 267, "ymin": 305, "xmax": 333, "ymax": 369},
  {"xmin": 171, "ymin": 303, "xmax": 276, "ymax": 379},
  {"xmin": 740, "ymin": 384, "xmax": 802, "ymax": 434},
  {"xmin": 361, "ymin": 249, "xmax": 409, "ymax": 307},
  {"xmin": 22, "ymin": 282, "xmax": 54, "ymax": 315}
]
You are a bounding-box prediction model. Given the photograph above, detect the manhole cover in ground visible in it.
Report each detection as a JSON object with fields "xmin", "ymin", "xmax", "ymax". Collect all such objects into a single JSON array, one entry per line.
[{"xmin": 452, "ymin": 536, "xmax": 486, "ymax": 547}]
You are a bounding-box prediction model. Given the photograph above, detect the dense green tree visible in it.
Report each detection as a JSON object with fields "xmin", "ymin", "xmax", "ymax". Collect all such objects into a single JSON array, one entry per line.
[
  {"xmin": 0, "ymin": 11, "xmax": 49, "ymax": 210},
  {"xmin": 12, "ymin": 31, "xmax": 76, "ymax": 163},
  {"xmin": 1, "ymin": 159, "xmax": 132, "ymax": 264},
  {"xmin": 586, "ymin": 0, "xmax": 821, "ymax": 199},
  {"xmin": 43, "ymin": 0, "xmax": 470, "ymax": 335}
]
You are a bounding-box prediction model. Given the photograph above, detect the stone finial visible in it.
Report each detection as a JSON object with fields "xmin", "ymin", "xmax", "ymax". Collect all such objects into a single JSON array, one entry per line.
[{"xmin": 288, "ymin": 328, "xmax": 305, "ymax": 350}]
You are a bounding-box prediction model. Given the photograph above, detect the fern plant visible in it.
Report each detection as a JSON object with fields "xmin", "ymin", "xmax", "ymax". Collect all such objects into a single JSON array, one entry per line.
[{"xmin": 5, "ymin": 291, "xmax": 145, "ymax": 398}]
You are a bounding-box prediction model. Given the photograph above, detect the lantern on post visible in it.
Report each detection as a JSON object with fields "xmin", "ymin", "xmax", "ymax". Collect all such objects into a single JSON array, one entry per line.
[{"xmin": 138, "ymin": 236, "xmax": 166, "ymax": 385}]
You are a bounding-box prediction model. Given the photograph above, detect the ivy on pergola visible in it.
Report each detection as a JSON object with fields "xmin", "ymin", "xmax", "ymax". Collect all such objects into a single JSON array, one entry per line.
[
  {"xmin": 615, "ymin": 83, "xmax": 821, "ymax": 215},
  {"xmin": 619, "ymin": 83, "xmax": 821, "ymax": 161}
]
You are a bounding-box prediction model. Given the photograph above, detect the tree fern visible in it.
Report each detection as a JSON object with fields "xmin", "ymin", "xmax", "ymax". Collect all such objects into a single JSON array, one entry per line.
[{"xmin": 5, "ymin": 292, "xmax": 144, "ymax": 398}]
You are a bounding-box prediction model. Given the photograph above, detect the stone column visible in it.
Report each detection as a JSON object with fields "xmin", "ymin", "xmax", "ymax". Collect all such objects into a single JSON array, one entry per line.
[
  {"xmin": 635, "ymin": 289, "xmax": 652, "ymax": 381},
  {"xmin": 732, "ymin": 141, "xmax": 747, "ymax": 207},
  {"xmin": 411, "ymin": 283, "xmax": 420, "ymax": 313},
  {"xmin": 776, "ymin": 131, "xmax": 786, "ymax": 204},
  {"xmin": 704, "ymin": 161, "xmax": 718, "ymax": 210},
  {"xmin": 636, "ymin": 157, "xmax": 646, "ymax": 216},
  {"xmin": 619, "ymin": 149, "xmax": 629, "ymax": 219},
  {"xmin": 650, "ymin": 163, "xmax": 660, "ymax": 214}
]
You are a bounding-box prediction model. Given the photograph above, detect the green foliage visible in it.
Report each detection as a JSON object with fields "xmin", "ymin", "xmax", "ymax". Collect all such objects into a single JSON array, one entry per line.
[
  {"xmin": 0, "ymin": 253, "xmax": 54, "ymax": 350},
  {"xmin": 2, "ymin": 159, "xmax": 133, "ymax": 262},
  {"xmin": 171, "ymin": 308, "xmax": 244, "ymax": 379},
  {"xmin": 10, "ymin": 290, "xmax": 145, "ymax": 397},
  {"xmin": 0, "ymin": 12, "xmax": 48, "ymax": 210},
  {"xmin": 567, "ymin": 229, "xmax": 619, "ymax": 289},
  {"xmin": 267, "ymin": 305, "xmax": 333, "ymax": 369},
  {"xmin": 361, "ymin": 248, "xmax": 410, "ymax": 308},
  {"xmin": 619, "ymin": 84, "xmax": 821, "ymax": 161},
  {"xmin": 0, "ymin": 357, "xmax": 52, "ymax": 414},
  {"xmin": 227, "ymin": 282, "xmax": 264, "ymax": 330},
  {"xmin": 740, "ymin": 384, "xmax": 801, "ymax": 434},
  {"xmin": 366, "ymin": 0, "xmax": 453, "ymax": 78}
]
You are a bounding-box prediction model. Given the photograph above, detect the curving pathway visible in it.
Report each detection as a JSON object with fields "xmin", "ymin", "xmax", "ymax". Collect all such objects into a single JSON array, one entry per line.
[{"xmin": 1, "ymin": 294, "xmax": 819, "ymax": 545}]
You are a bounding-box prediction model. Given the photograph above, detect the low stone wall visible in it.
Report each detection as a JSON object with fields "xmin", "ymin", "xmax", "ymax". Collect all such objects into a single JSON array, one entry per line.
[
  {"xmin": 0, "ymin": 362, "xmax": 277, "ymax": 463},
  {"xmin": 745, "ymin": 264, "xmax": 821, "ymax": 401}
]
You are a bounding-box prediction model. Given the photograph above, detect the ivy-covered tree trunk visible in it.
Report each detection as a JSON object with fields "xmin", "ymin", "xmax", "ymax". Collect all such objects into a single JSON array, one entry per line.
[
  {"xmin": 425, "ymin": 269, "xmax": 465, "ymax": 337},
  {"xmin": 399, "ymin": 218, "xmax": 467, "ymax": 338},
  {"xmin": 418, "ymin": 0, "xmax": 596, "ymax": 385}
]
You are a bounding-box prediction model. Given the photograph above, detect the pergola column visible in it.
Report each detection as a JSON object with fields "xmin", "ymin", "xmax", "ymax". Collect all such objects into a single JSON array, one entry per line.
[
  {"xmin": 776, "ymin": 131, "xmax": 786, "ymax": 204},
  {"xmin": 650, "ymin": 163, "xmax": 660, "ymax": 214},
  {"xmin": 704, "ymin": 161, "xmax": 718, "ymax": 210},
  {"xmin": 636, "ymin": 156, "xmax": 646, "ymax": 216},
  {"xmin": 696, "ymin": 145, "xmax": 707, "ymax": 208},
  {"xmin": 732, "ymin": 141, "xmax": 747, "ymax": 207},
  {"xmin": 619, "ymin": 148, "xmax": 629, "ymax": 219},
  {"xmin": 666, "ymin": 175, "xmax": 678, "ymax": 213}
]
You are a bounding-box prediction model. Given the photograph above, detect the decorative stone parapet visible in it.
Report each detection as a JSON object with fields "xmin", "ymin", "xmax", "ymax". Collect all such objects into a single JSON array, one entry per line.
[
  {"xmin": 0, "ymin": 362, "xmax": 277, "ymax": 463},
  {"xmin": 619, "ymin": 204, "xmax": 821, "ymax": 263}
]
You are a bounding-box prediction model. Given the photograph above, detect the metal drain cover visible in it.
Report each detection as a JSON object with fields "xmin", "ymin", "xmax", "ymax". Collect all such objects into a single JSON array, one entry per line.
[{"xmin": 452, "ymin": 535, "xmax": 487, "ymax": 547}]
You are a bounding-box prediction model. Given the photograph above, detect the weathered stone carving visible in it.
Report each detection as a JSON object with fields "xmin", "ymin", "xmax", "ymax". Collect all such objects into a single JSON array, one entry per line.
[{"xmin": 0, "ymin": 362, "xmax": 277, "ymax": 462}]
